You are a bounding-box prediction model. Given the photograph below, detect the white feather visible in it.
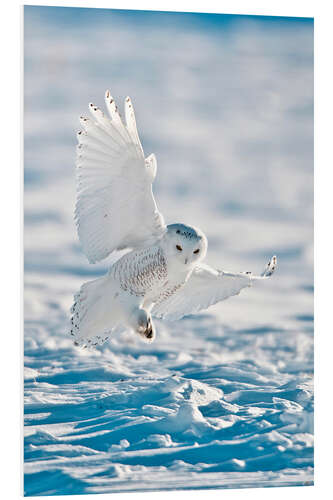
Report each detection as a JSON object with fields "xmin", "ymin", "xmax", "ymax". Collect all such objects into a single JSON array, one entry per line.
[
  {"xmin": 75, "ymin": 93, "xmax": 166, "ymax": 263},
  {"xmin": 152, "ymin": 256, "xmax": 277, "ymax": 320}
]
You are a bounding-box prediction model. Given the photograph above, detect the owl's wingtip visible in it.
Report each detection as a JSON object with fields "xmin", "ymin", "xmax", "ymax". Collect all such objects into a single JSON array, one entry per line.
[{"xmin": 261, "ymin": 255, "xmax": 277, "ymax": 278}]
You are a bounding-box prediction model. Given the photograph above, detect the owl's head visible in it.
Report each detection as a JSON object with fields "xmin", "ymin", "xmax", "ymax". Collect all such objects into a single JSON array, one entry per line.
[{"xmin": 163, "ymin": 223, "xmax": 207, "ymax": 266}]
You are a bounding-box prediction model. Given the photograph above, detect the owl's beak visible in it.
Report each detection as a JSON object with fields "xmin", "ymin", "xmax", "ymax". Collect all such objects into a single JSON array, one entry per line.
[{"xmin": 184, "ymin": 258, "xmax": 188, "ymax": 264}]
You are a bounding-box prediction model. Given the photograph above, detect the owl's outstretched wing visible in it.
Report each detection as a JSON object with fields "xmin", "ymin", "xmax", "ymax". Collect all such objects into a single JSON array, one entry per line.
[
  {"xmin": 75, "ymin": 91, "xmax": 166, "ymax": 263},
  {"xmin": 152, "ymin": 256, "xmax": 277, "ymax": 321}
]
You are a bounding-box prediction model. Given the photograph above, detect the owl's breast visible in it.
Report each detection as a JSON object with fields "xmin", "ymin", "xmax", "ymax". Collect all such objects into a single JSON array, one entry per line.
[
  {"xmin": 148, "ymin": 257, "xmax": 191, "ymax": 305},
  {"xmin": 110, "ymin": 246, "xmax": 168, "ymax": 297}
]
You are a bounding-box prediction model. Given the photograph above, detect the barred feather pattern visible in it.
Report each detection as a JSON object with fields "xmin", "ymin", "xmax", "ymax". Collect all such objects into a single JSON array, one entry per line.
[
  {"xmin": 70, "ymin": 279, "xmax": 111, "ymax": 348},
  {"xmin": 110, "ymin": 246, "xmax": 168, "ymax": 297}
]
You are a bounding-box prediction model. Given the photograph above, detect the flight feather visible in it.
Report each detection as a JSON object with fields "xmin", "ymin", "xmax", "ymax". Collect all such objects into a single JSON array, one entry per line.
[{"xmin": 75, "ymin": 91, "xmax": 166, "ymax": 263}]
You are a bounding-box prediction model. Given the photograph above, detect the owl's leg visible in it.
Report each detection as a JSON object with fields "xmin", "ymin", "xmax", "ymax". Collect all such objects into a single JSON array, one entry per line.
[{"xmin": 128, "ymin": 308, "xmax": 156, "ymax": 343}]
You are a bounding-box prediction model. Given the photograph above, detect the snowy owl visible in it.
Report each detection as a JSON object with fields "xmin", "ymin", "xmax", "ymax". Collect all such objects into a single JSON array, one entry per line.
[{"xmin": 70, "ymin": 91, "xmax": 277, "ymax": 347}]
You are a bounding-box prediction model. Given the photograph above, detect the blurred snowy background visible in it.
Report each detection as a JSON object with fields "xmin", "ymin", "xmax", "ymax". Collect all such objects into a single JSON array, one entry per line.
[{"xmin": 24, "ymin": 6, "xmax": 313, "ymax": 496}]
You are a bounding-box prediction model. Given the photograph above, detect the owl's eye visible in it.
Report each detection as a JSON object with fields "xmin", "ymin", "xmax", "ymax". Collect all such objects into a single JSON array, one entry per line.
[
  {"xmin": 193, "ymin": 249, "xmax": 200, "ymax": 254},
  {"xmin": 176, "ymin": 245, "xmax": 183, "ymax": 252}
]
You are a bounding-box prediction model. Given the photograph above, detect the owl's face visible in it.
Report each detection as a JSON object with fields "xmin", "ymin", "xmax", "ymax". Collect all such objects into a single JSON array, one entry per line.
[{"xmin": 163, "ymin": 223, "xmax": 207, "ymax": 267}]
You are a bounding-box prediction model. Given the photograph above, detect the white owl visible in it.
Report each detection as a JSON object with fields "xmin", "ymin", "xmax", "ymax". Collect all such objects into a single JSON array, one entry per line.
[{"xmin": 71, "ymin": 91, "xmax": 277, "ymax": 347}]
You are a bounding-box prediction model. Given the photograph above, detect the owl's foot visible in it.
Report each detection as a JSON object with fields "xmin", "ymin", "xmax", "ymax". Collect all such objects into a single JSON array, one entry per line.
[
  {"xmin": 136, "ymin": 312, "xmax": 156, "ymax": 343},
  {"xmin": 128, "ymin": 308, "xmax": 156, "ymax": 343}
]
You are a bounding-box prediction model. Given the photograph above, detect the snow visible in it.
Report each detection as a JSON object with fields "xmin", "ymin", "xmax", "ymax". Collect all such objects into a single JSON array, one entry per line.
[{"xmin": 24, "ymin": 6, "xmax": 313, "ymax": 496}]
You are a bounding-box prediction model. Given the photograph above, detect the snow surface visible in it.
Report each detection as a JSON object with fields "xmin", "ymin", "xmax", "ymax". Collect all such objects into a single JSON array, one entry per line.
[{"xmin": 24, "ymin": 7, "xmax": 313, "ymax": 496}]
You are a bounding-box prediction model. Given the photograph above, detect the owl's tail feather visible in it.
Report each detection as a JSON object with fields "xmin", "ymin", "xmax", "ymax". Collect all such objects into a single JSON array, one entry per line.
[{"xmin": 70, "ymin": 275, "xmax": 117, "ymax": 348}]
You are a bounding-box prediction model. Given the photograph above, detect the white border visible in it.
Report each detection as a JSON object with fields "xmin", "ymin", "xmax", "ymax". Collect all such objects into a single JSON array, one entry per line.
[
  {"xmin": 11, "ymin": 0, "xmax": 316, "ymax": 17},
  {"xmin": 2, "ymin": 1, "xmax": 332, "ymax": 499}
]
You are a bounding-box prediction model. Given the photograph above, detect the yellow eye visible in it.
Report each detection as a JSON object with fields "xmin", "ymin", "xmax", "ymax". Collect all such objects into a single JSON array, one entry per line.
[
  {"xmin": 176, "ymin": 245, "xmax": 182, "ymax": 251},
  {"xmin": 193, "ymin": 249, "xmax": 200, "ymax": 254}
]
